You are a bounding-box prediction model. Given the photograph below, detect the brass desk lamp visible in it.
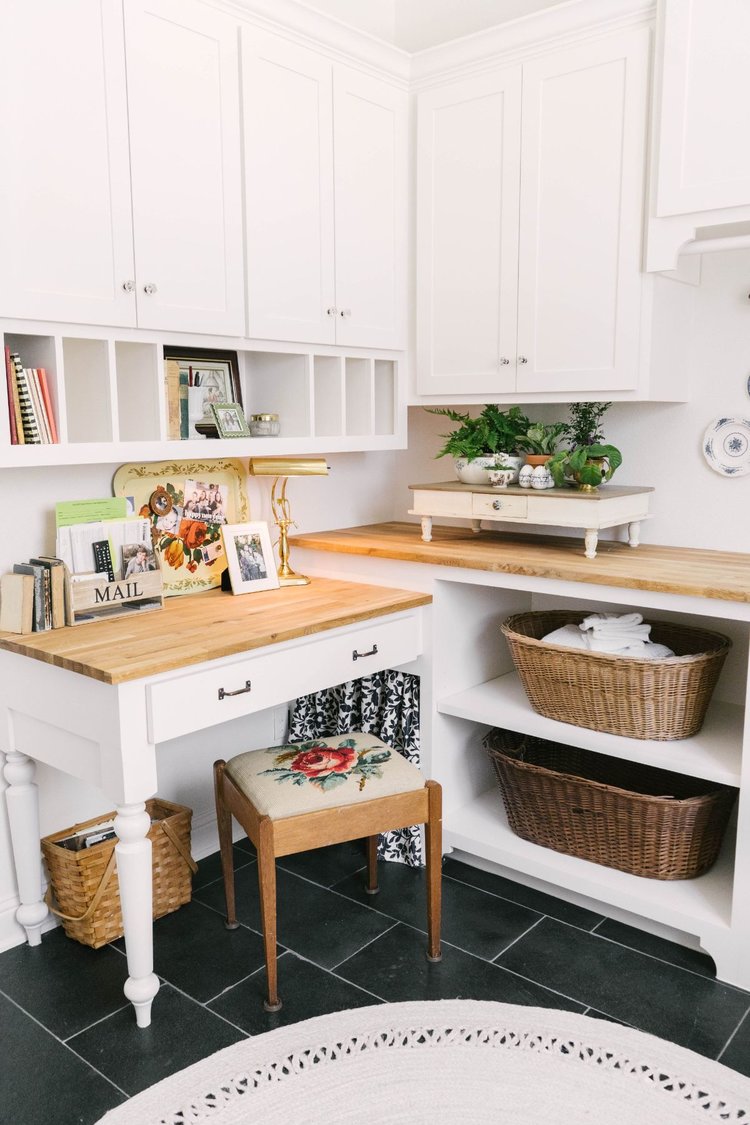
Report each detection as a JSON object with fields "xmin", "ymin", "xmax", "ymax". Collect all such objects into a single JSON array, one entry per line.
[{"xmin": 248, "ymin": 457, "xmax": 329, "ymax": 586}]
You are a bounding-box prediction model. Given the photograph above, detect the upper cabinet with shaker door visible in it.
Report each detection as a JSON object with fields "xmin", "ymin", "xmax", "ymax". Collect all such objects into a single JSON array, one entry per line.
[
  {"xmin": 124, "ymin": 0, "xmax": 244, "ymax": 336},
  {"xmin": 0, "ymin": 0, "xmax": 136, "ymax": 327},
  {"xmin": 655, "ymin": 0, "xmax": 750, "ymax": 217},
  {"xmin": 243, "ymin": 28, "xmax": 407, "ymax": 350},
  {"xmin": 417, "ymin": 26, "xmax": 651, "ymax": 397}
]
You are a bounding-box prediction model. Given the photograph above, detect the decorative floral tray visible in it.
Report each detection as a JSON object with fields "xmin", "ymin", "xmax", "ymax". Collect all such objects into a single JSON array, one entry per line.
[{"xmin": 112, "ymin": 460, "xmax": 249, "ymax": 596}]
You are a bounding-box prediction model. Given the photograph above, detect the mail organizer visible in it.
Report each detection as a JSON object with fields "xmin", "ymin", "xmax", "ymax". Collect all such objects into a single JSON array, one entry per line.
[{"xmin": 65, "ymin": 565, "xmax": 164, "ymax": 626}]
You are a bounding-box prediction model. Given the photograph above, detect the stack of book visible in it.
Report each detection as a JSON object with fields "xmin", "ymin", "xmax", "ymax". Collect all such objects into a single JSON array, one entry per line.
[
  {"xmin": 4, "ymin": 346, "xmax": 59, "ymax": 445},
  {"xmin": 0, "ymin": 557, "xmax": 66, "ymax": 634}
]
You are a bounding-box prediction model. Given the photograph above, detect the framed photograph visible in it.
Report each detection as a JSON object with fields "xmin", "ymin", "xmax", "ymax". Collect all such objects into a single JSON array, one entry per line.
[
  {"xmin": 164, "ymin": 346, "xmax": 241, "ymax": 439},
  {"xmin": 222, "ymin": 522, "xmax": 279, "ymax": 594},
  {"xmin": 212, "ymin": 402, "xmax": 251, "ymax": 439}
]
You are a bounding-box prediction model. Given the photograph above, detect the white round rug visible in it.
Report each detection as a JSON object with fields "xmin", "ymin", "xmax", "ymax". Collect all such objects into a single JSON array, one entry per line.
[{"xmin": 98, "ymin": 1000, "xmax": 750, "ymax": 1124}]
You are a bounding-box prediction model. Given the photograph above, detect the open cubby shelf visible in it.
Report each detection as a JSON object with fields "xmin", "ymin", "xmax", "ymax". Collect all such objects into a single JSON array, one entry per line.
[{"xmin": 1, "ymin": 327, "xmax": 403, "ymax": 465}]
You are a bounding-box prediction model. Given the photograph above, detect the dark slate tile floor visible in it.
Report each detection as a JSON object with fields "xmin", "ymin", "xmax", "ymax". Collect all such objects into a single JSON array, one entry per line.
[{"xmin": 2, "ymin": 840, "xmax": 750, "ymax": 1124}]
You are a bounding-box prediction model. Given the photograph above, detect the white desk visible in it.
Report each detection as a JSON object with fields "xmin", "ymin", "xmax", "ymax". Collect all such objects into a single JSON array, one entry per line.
[{"xmin": 0, "ymin": 579, "xmax": 430, "ymax": 1027}]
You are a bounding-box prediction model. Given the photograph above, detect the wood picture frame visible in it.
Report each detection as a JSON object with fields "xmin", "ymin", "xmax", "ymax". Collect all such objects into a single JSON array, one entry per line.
[
  {"xmin": 162, "ymin": 345, "xmax": 241, "ymax": 407},
  {"xmin": 222, "ymin": 521, "xmax": 279, "ymax": 594}
]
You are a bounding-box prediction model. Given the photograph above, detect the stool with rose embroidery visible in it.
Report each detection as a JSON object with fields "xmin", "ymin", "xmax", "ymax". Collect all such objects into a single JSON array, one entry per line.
[{"xmin": 214, "ymin": 733, "xmax": 443, "ymax": 1011}]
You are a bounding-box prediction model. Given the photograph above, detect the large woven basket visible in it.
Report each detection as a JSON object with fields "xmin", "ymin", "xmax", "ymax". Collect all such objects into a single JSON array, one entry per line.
[
  {"xmin": 500, "ymin": 610, "xmax": 731, "ymax": 740},
  {"xmin": 483, "ymin": 728, "xmax": 736, "ymax": 879},
  {"xmin": 42, "ymin": 798, "xmax": 197, "ymax": 949}
]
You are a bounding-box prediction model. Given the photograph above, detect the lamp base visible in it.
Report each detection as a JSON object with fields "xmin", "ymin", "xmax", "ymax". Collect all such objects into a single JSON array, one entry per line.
[{"xmin": 278, "ymin": 571, "xmax": 310, "ymax": 587}]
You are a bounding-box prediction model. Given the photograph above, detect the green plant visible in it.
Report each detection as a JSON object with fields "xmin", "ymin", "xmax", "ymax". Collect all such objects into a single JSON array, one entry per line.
[
  {"xmin": 426, "ymin": 405, "xmax": 530, "ymax": 460},
  {"xmin": 547, "ymin": 402, "xmax": 621, "ymax": 488},
  {"xmin": 563, "ymin": 401, "xmax": 612, "ymax": 447},
  {"xmin": 516, "ymin": 421, "xmax": 568, "ymax": 456}
]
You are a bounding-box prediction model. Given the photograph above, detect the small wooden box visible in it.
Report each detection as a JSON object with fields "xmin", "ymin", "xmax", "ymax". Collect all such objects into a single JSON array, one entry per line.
[{"xmin": 65, "ymin": 567, "xmax": 164, "ymax": 626}]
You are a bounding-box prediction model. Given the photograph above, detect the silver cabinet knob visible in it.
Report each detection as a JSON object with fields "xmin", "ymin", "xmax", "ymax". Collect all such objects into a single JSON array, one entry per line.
[
  {"xmin": 499, "ymin": 357, "xmax": 510, "ymax": 366},
  {"xmin": 122, "ymin": 279, "xmax": 135, "ymax": 293},
  {"xmin": 143, "ymin": 283, "xmax": 158, "ymax": 295},
  {"xmin": 326, "ymin": 307, "xmax": 338, "ymax": 317},
  {"xmin": 339, "ymin": 308, "xmax": 352, "ymax": 318},
  {"xmin": 492, "ymin": 499, "xmax": 503, "ymax": 510},
  {"xmin": 518, "ymin": 355, "xmax": 528, "ymax": 364}
]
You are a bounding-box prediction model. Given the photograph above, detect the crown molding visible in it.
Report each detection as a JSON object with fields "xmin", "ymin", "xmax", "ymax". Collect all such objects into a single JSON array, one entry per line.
[
  {"xmin": 210, "ymin": 0, "xmax": 410, "ymax": 83},
  {"xmin": 409, "ymin": 0, "xmax": 655, "ymax": 87}
]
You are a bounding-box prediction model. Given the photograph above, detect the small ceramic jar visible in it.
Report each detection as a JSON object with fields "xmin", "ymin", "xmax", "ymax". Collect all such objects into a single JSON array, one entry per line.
[
  {"xmin": 249, "ymin": 413, "xmax": 280, "ymax": 437},
  {"xmin": 531, "ymin": 464, "xmax": 554, "ymax": 489},
  {"xmin": 488, "ymin": 468, "xmax": 515, "ymax": 488},
  {"xmin": 518, "ymin": 464, "xmax": 534, "ymax": 488}
]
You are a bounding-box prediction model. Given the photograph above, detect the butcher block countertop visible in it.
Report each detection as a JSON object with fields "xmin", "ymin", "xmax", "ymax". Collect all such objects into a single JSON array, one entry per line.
[
  {"xmin": 0, "ymin": 577, "xmax": 431, "ymax": 684},
  {"xmin": 289, "ymin": 522, "xmax": 750, "ymax": 604}
]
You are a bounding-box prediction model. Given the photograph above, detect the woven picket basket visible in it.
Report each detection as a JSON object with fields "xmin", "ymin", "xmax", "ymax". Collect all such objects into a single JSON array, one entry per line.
[
  {"xmin": 483, "ymin": 728, "xmax": 736, "ymax": 879},
  {"xmin": 42, "ymin": 798, "xmax": 197, "ymax": 949},
  {"xmin": 500, "ymin": 610, "xmax": 731, "ymax": 740}
]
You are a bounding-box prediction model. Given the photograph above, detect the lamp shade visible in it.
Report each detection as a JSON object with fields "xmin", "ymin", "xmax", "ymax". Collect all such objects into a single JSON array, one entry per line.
[{"xmin": 248, "ymin": 457, "xmax": 329, "ymax": 477}]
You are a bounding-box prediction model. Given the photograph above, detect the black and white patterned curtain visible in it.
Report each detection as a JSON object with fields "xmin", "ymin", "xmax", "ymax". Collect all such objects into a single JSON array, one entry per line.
[{"xmin": 289, "ymin": 670, "xmax": 422, "ymax": 866}]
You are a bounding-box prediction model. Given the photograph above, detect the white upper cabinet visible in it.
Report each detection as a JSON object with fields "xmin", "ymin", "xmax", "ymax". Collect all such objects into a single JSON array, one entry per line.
[
  {"xmin": 332, "ymin": 67, "xmax": 407, "ymax": 349},
  {"xmin": 124, "ymin": 0, "xmax": 244, "ymax": 335},
  {"xmin": 416, "ymin": 68, "xmax": 522, "ymax": 396},
  {"xmin": 243, "ymin": 29, "xmax": 336, "ymax": 345},
  {"xmin": 417, "ymin": 26, "xmax": 651, "ymax": 398},
  {"xmin": 516, "ymin": 29, "xmax": 650, "ymax": 395},
  {"xmin": 243, "ymin": 29, "xmax": 407, "ymax": 349},
  {"xmin": 656, "ymin": 0, "xmax": 750, "ymax": 217},
  {"xmin": 0, "ymin": 0, "xmax": 136, "ymax": 327}
]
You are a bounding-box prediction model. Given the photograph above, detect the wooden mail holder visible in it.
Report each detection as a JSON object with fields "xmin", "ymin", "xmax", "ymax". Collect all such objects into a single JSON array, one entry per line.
[{"xmin": 65, "ymin": 566, "xmax": 164, "ymax": 626}]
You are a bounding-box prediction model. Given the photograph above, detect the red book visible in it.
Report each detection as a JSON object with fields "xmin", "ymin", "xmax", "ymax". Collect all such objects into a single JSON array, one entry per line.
[
  {"xmin": 36, "ymin": 368, "xmax": 58, "ymax": 443},
  {"xmin": 4, "ymin": 346, "xmax": 17, "ymax": 444}
]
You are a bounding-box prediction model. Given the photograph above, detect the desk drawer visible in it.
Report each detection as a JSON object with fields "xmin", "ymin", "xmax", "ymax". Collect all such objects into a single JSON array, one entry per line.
[
  {"xmin": 147, "ymin": 612, "xmax": 421, "ymax": 744},
  {"xmin": 472, "ymin": 493, "xmax": 528, "ymax": 519}
]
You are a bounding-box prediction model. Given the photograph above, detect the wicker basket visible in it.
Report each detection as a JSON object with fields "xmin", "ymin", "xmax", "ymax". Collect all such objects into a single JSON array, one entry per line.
[
  {"xmin": 501, "ymin": 610, "xmax": 731, "ymax": 740},
  {"xmin": 42, "ymin": 798, "xmax": 197, "ymax": 949},
  {"xmin": 483, "ymin": 728, "xmax": 736, "ymax": 879}
]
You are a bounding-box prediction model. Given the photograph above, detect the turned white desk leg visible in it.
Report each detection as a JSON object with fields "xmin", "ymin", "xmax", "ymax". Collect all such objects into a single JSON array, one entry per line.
[
  {"xmin": 584, "ymin": 529, "xmax": 599, "ymax": 559},
  {"xmin": 628, "ymin": 521, "xmax": 642, "ymax": 548},
  {"xmin": 420, "ymin": 516, "xmax": 432, "ymax": 543},
  {"xmin": 3, "ymin": 752, "xmax": 48, "ymax": 946},
  {"xmin": 114, "ymin": 803, "xmax": 159, "ymax": 1028},
  {"xmin": 471, "ymin": 520, "xmax": 482, "ymax": 534}
]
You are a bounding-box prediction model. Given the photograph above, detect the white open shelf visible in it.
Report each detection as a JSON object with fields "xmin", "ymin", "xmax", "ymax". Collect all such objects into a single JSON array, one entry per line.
[
  {"xmin": 0, "ymin": 326, "xmax": 404, "ymax": 465},
  {"xmin": 445, "ymin": 789, "xmax": 734, "ymax": 934},
  {"xmin": 438, "ymin": 671, "xmax": 744, "ymax": 787}
]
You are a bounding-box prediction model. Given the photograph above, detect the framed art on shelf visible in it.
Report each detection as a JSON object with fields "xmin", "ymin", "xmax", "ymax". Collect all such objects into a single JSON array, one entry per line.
[
  {"xmin": 212, "ymin": 402, "xmax": 251, "ymax": 438},
  {"xmin": 163, "ymin": 346, "xmax": 241, "ymax": 406},
  {"xmin": 222, "ymin": 522, "xmax": 279, "ymax": 594}
]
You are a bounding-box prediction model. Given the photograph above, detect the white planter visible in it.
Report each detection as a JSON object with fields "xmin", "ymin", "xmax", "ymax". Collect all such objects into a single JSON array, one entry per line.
[{"xmin": 454, "ymin": 455, "xmax": 523, "ymax": 485}]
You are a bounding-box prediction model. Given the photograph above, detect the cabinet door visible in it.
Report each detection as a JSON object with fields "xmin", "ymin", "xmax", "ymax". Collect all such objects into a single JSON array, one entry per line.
[
  {"xmin": 333, "ymin": 67, "xmax": 408, "ymax": 350},
  {"xmin": 242, "ymin": 28, "xmax": 336, "ymax": 344},
  {"xmin": 516, "ymin": 29, "xmax": 649, "ymax": 395},
  {"xmin": 656, "ymin": 0, "xmax": 750, "ymax": 216},
  {"xmin": 124, "ymin": 0, "xmax": 244, "ymax": 335},
  {"xmin": 0, "ymin": 0, "xmax": 135, "ymax": 326},
  {"xmin": 416, "ymin": 69, "xmax": 521, "ymax": 395}
]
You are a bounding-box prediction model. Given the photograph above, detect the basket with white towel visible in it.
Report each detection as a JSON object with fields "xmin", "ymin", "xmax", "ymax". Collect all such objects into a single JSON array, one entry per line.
[{"xmin": 500, "ymin": 610, "xmax": 731, "ymax": 740}]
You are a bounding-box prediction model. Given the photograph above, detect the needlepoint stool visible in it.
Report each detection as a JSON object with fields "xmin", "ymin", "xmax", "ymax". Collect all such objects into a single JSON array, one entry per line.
[{"xmin": 213, "ymin": 733, "xmax": 442, "ymax": 1012}]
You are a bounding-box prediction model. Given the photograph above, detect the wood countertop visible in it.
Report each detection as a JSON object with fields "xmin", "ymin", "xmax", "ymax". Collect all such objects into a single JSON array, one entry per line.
[
  {"xmin": 0, "ymin": 577, "xmax": 431, "ymax": 684},
  {"xmin": 289, "ymin": 522, "xmax": 750, "ymax": 604},
  {"xmin": 408, "ymin": 481, "xmax": 654, "ymax": 500}
]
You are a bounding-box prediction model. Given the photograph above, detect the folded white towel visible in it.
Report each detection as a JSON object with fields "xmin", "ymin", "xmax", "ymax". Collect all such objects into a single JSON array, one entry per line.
[
  {"xmin": 587, "ymin": 626, "xmax": 652, "ymax": 647},
  {"xmin": 580, "ymin": 612, "xmax": 643, "ymax": 631},
  {"xmin": 542, "ymin": 625, "xmax": 589, "ymax": 650},
  {"xmin": 541, "ymin": 624, "xmax": 675, "ymax": 660},
  {"xmin": 587, "ymin": 635, "xmax": 648, "ymax": 653}
]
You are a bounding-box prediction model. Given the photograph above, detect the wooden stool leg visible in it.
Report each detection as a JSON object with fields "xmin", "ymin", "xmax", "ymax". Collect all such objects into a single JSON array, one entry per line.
[
  {"xmin": 425, "ymin": 780, "xmax": 443, "ymax": 963},
  {"xmin": 365, "ymin": 835, "xmax": 380, "ymax": 895},
  {"xmin": 257, "ymin": 817, "xmax": 282, "ymax": 1012},
  {"xmin": 213, "ymin": 761, "xmax": 239, "ymax": 931}
]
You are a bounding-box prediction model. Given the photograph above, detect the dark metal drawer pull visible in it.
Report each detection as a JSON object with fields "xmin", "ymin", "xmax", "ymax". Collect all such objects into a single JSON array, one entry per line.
[
  {"xmin": 218, "ymin": 680, "xmax": 252, "ymax": 700},
  {"xmin": 352, "ymin": 644, "xmax": 378, "ymax": 661}
]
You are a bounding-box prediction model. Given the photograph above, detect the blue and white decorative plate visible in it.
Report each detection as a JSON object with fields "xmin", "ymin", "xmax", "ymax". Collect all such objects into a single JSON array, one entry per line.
[{"xmin": 703, "ymin": 417, "xmax": 750, "ymax": 476}]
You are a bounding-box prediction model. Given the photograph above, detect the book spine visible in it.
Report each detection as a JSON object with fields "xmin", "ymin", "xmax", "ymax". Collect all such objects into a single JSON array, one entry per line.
[
  {"xmin": 27, "ymin": 368, "xmax": 50, "ymax": 444},
  {"xmin": 4, "ymin": 346, "xmax": 17, "ymax": 444},
  {"xmin": 12, "ymin": 358, "xmax": 41, "ymax": 444},
  {"xmin": 8, "ymin": 353, "xmax": 25, "ymax": 444},
  {"xmin": 179, "ymin": 369, "xmax": 189, "ymax": 440},
  {"xmin": 36, "ymin": 368, "xmax": 58, "ymax": 443}
]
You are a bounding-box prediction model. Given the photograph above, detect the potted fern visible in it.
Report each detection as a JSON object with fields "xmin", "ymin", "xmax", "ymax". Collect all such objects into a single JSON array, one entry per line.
[
  {"xmin": 426, "ymin": 405, "xmax": 530, "ymax": 483},
  {"xmin": 547, "ymin": 402, "xmax": 622, "ymax": 490}
]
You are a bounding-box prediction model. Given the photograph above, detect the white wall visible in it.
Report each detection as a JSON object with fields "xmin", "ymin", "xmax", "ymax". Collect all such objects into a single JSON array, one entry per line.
[{"xmin": 396, "ymin": 0, "xmax": 560, "ymax": 51}]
